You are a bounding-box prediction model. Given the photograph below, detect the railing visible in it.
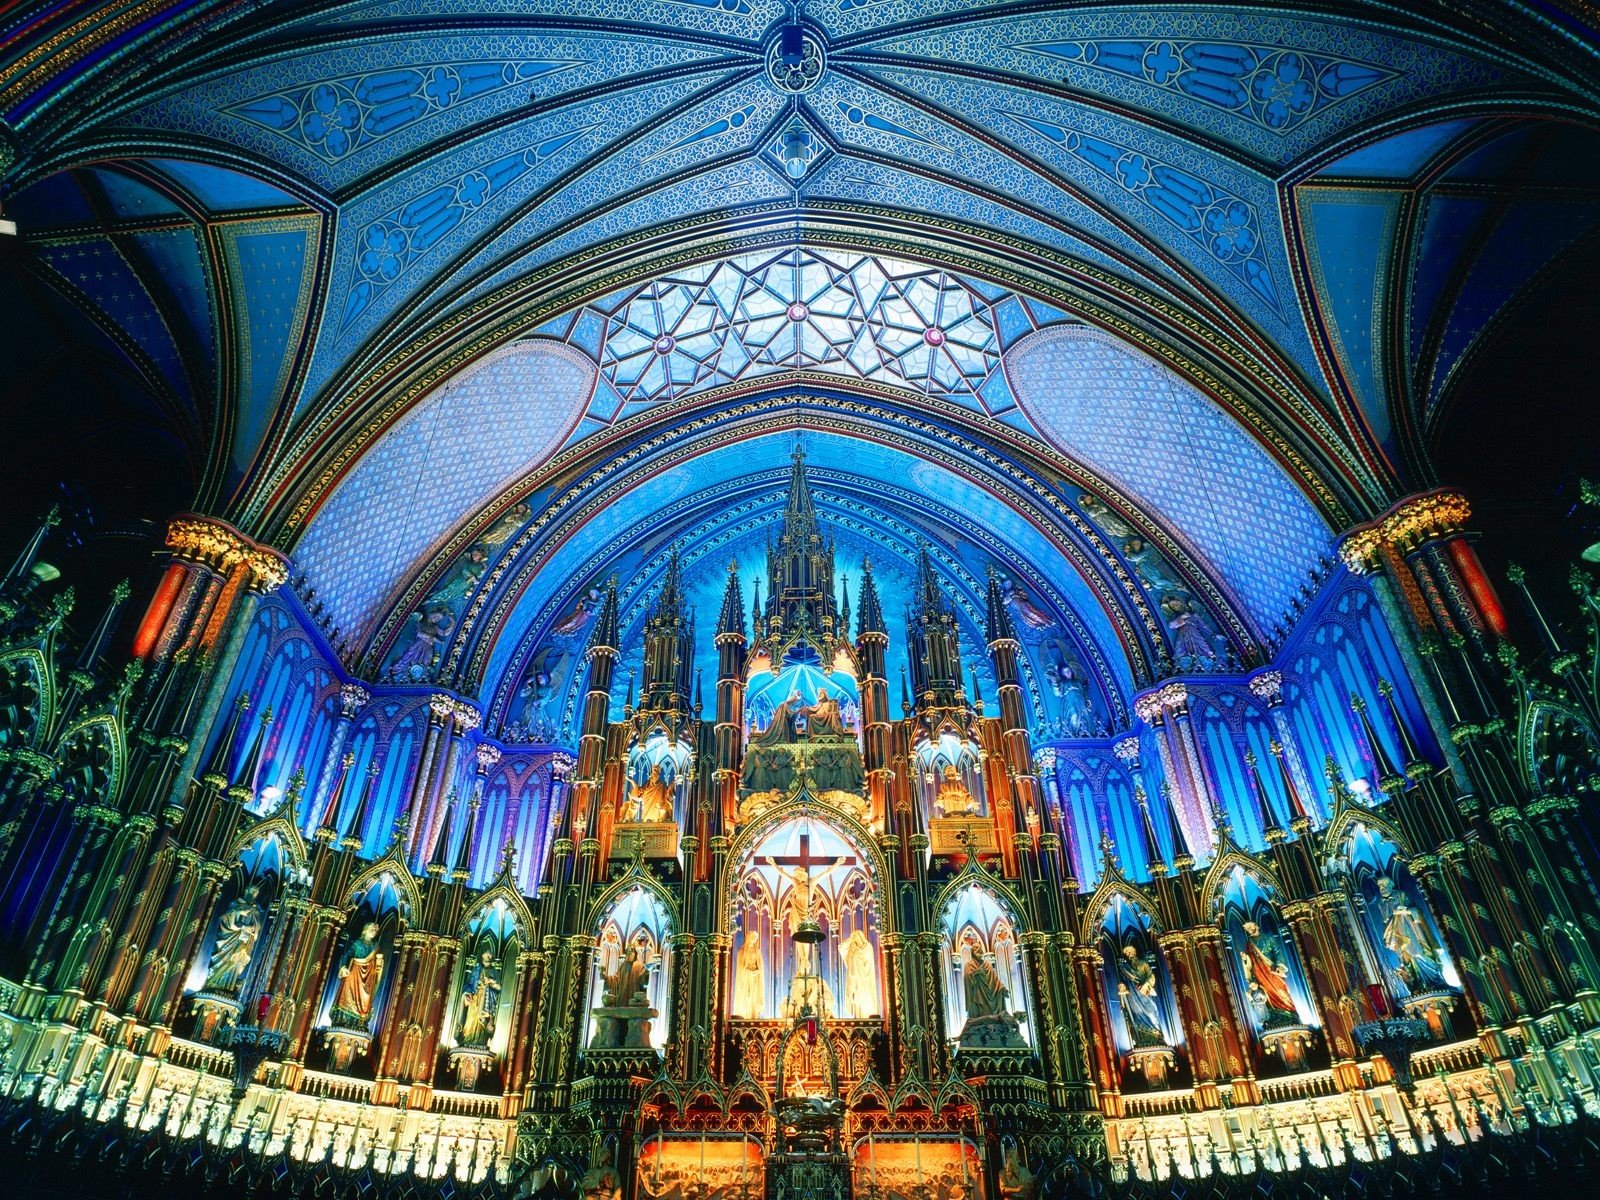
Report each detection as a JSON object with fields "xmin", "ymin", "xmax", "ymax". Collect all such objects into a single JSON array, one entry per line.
[
  {"xmin": 1123, "ymin": 1088, "xmax": 1195, "ymax": 1116},
  {"xmin": 1414, "ymin": 1039, "xmax": 1484, "ymax": 1077},
  {"xmin": 299, "ymin": 1069, "xmax": 375, "ymax": 1105},
  {"xmin": 431, "ymin": 1089, "xmax": 501, "ymax": 1118},
  {"xmin": 166, "ymin": 1036, "xmax": 232, "ymax": 1077},
  {"xmin": 1257, "ymin": 1069, "xmax": 1339, "ymax": 1103}
]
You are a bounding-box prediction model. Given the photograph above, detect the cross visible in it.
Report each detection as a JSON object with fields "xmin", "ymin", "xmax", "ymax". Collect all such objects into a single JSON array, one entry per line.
[{"xmin": 758, "ymin": 826, "xmax": 857, "ymax": 883}]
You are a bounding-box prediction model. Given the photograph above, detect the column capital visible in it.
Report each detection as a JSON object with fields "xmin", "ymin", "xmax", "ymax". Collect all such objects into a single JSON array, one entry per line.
[
  {"xmin": 1247, "ymin": 669, "xmax": 1283, "ymax": 705},
  {"xmin": 165, "ymin": 514, "xmax": 288, "ymax": 592},
  {"xmin": 1337, "ymin": 489, "xmax": 1471, "ymax": 573},
  {"xmin": 339, "ymin": 683, "xmax": 371, "ymax": 718},
  {"xmin": 1112, "ymin": 735, "xmax": 1141, "ymax": 765}
]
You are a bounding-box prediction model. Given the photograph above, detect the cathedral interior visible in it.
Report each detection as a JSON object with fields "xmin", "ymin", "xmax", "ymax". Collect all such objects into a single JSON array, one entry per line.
[{"xmin": 2, "ymin": 3, "xmax": 1600, "ymax": 1199}]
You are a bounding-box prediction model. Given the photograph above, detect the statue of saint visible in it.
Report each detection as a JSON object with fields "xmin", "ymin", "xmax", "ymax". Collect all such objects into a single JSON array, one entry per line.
[
  {"xmin": 330, "ymin": 922, "xmax": 385, "ymax": 1030},
  {"xmin": 1114, "ymin": 944, "xmax": 1165, "ymax": 1047},
  {"xmin": 732, "ymin": 933, "xmax": 766, "ymax": 1019},
  {"xmin": 625, "ymin": 762, "xmax": 673, "ymax": 823},
  {"xmin": 934, "ymin": 764, "xmax": 979, "ymax": 817},
  {"xmin": 457, "ymin": 950, "xmax": 501, "ymax": 1048},
  {"xmin": 963, "ymin": 949, "xmax": 1010, "ymax": 1019},
  {"xmin": 202, "ymin": 887, "xmax": 261, "ymax": 996},
  {"xmin": 753, "ymin": 693, "xmax": 802, "ymax": 747},
  {"xmin": 840, "ymin": 928, "xmax": 878, "ymax": 1018},
  {"xmin": 801, "ymin": 688, "xmax": 850, "ymax": 739},
  {"xmin": 602, "ymin": 943, "xmax": 651, "ymax": 1008},
  {"xmin": 1377, "ymin": 877, "xmax": 1447, "ymax": 992},
  {"xmin": 1238, "ymin": 920, "xmax": 1297, "ymax": 1025},
  {"xmin": 579, "ymin": 1143, "xmax": 622, "ymax": 1200}
]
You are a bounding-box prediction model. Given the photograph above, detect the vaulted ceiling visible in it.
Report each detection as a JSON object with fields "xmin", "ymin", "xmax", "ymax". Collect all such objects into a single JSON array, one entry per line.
[{"xmin": 3, "ymin": 1, "xmax": 1597, "ymax": 728}]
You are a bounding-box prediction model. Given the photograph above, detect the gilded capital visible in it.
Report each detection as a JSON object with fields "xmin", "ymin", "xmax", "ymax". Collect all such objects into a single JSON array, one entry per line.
[{"xmin": 165, "ymin": 514, "xmax": 289, "ymax": 591}]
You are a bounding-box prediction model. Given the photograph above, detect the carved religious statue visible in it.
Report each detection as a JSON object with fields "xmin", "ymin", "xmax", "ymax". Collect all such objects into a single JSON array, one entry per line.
[
  {"xmin": 625, "ymin": 762, "xmax": 674, "ymax": 823},
  {"xmin": 590, "ymin": 942, "xmax": 657, "ymax": 1050},
  {"xmin": 1115, "ymin": 944, "xmax": 1166, "ymax": 1047},
  {"xmin": 457, "ymin": 950, "xmax": 501, "ymax": 1048},
  {"xmin": 801, "ymin": 687, "xmax": 850, "ymax": 739},
  {"xmin": 201, "ymin": 887, "xmax": 262, "ymax": 996},
  {"xmin": 1376, "ymin": 876, "xmax": 1448, "ymax": 993},
  {"xmin": 840, "ymin": 928, "xmax": 879, "ymax": 1018},
  {"xmin": 330, "ymin": 921, "xmax": 385, "ymax": 1030},
  {"xmin": 934, "ymin": 764, "xmax": 980, "ymax": 817},
  {"xmin": 732, "ymin": 931, "xmax": 766, "ymax": 1019},
  {"xmin": 964, "ymin": 949, "xmax": 1010, "ymax": 1020},
  {"xmin": 768, "ymin": 857, "xmax": 846, "ymax": 978},
  {"xmin": 1238, "ymin": 920, "xmax": 1298, "ymax": 1027}
]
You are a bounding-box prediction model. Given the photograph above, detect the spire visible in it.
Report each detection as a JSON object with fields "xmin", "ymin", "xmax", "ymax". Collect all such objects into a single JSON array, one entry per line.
[
  {"xmin": 1270, "ymin": 741, "xmax": 1314, "ymax": 826},
  {"xmin": 429, "ymin": 790, "xmax": 459, "ymax": 874},
  {"xmin": 839, "ymin": 574, "xmax": 850, "ymax": 640},
  {"xmin": 73, "ymin": 579, "xmax": 131, "ymax": 674},
  {"xmin": 657, "ymin": 547, "xmax": 684, "ymax": 616},
  {"xmin": 784, "ymin": 443, "xmax": 817, "ymax": 536},
  {"xmin": 1350, "ymin": 693, "xmax": 1403, "ymax": 790},
  {"xmin": 590, "ymin": 577, "xmax": 620, "ymax": 654},
  {"xmin": 1134, "ymin": 783, "xmax": 1167, "ymax": 877},
  {"xmin": 1244, "ymin": 751, "xmax": 1284, "ymax": 842},
  {"xmin": 1, "ymin": 506, "xmax": 60, "ymax": 598},
  {"xmin": 1160, "ymin": 783, "xmax": 1193, "ymax": 869},
  {"xmin": 1377, "ymin": 680, "xmax": 1427, "ymax": 771},
  {"xmin": 342, "ymin": 757, "xmax": 384, "ymax": 850},
  {"xmin": 229, "ymin": 704, "xmax": 274, "ymax": 800},
  {"xmin": 856, "ymin": 557, "xmax": 885, "ymax": 636},
  {"xmin": 915, "ymin": 544, "xmax": 947, "ymax": 617},
  {"xmin": 453, "ymin": 793, "xmax": 480, "ymax": 880},
  {"xmin": 984, "ymin": 568, "xmax": 1016, "ymax": 645},
  {"xmin": 717, "ymin": 562, "xmax": 746, "ymax": 639},
  {"xmin": 751, "ymin": 574, "xmax": 763, "ymax": 636},
  {"xmin": 204, "ymin": 694, "xmax": 252, "ymax": 782},
  {"xmin": 318, "ymin": 752, "xmax": 357, "ymax": 838}
]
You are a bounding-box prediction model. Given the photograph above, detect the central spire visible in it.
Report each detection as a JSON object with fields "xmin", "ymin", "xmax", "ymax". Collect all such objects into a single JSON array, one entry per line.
[{"xmin": 763, "ymin": 441, "xmax": 838, "ymax": 638}]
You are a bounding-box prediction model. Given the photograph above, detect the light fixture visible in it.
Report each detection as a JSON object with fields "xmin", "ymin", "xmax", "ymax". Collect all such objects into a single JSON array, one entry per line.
[
  {"xmin": 0, "ymin": 204, "xmax": 15, "ymax": 237},
  {"xmin": 781, "ymin": 127, "xmax": 811, "ymax": 180}
]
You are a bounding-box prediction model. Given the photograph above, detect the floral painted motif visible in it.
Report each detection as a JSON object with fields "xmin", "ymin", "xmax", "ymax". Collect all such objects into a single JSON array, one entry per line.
[
  {"xmin": 229, "ymin": 61, "xmax": 581, "ymax": 163},
  {"xmin": 1017, "ymin": 40, "xmax": 1390, "ymax": 134},
  {"xmin": 1003, "ymin": 113, "xmax": 1279, "ymax": 309}
]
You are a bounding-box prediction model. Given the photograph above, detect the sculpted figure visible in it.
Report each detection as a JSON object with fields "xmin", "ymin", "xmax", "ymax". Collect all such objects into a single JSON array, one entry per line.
[
  {"xmin": 732, "ymin": 933, "xmax": 766, "ymax": 1019},
  {"xmin": 840, "ymin": 928, "xmax": 879, "ymax": 1018},
  {"xmin": 1239, "ymin": 920, "xmax": 1298, "ymax": 1024},
  {"xmin": 626, "ymin": 762, "xmax": 674, "ymax": 823},
  {"xmin": 1377, "ymin": 876, "xmax": 1448, "ymax": 992},
  {"xmin": 1115, "ymin": 944, "xmax": 1165, "ymax": 1046},
  {"xmin": 963, "ymin": 949, "xmax": 1010, "ymax": 1019},
  {"xmin": 330, "ymin": 922, "xmax": 385, "ymax": 1030},
  {"xmin": 457, "ymin": 951, "xmax": 501, "ymax": 1048},
  {"xmin": 202, "ymin": 887, "xmax": 261, "ymax": 995},
  {"xmin": 934, "ymin": 764, "xmax": 980, "ymax": 817}
]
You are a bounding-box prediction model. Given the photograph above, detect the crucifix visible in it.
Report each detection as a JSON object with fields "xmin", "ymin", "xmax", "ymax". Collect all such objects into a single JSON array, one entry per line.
[{"xmin": 759, "ymin": 827, "xmax": 856, "ymax": 976}]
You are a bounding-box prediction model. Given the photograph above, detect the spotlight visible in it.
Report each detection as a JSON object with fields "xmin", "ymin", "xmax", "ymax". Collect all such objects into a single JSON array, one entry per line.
[
  {"xmin": 0, "ymin": 203, "xmax": 15, "ymax": 236},
  {"xmin": 781, "ymin": 128, "xmax": 811, "ymax": 179},
  {"xmin": 780, "ymin": 23, "xmax": 805, "ymax": 69}
]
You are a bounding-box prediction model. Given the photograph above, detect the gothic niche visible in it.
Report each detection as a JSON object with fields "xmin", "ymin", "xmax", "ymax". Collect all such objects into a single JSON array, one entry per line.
[
  {"xmin": 1329, "ymin": 822, "xmax": 1461, "ymax": 1039},
  {"xmin": 1097, "ymin": 891, "xmax": 1179, "ymax": 1090},
  {"xmin": 916, "ymin": 730, "xmax": 991, "ymax": 856},
  {"xmin": 941, "ymin": 883, "xmax": 1029, "ymax": 1053},
  {"xmin": 731, "ymin": 817, "xmax": 881, "ymax": 1022},
  {"xmin": 586, "ymin": 885, "xmax": 672, "ymax": 1054},
  {"xmin": 447, "ymin": 896, "xmax": 521, "ymax": 1091},
  {"xmin": 186, "ymin": 831, "xmax": 286, "ymax": 1043},
  {"xmin": 739, "ymin": 641, "xmax": 867, "ymax": 826},
  {"xmin": 616, "ymin": 732, "xmax": 690, "ymax": 859},
  {"xmin": 1214, "ymin": 866, "xmax": 1316, "ymax": 1073},
  {"xmin": 320, "ymin": 872, "xmax": 406, "ymax": 1075}
]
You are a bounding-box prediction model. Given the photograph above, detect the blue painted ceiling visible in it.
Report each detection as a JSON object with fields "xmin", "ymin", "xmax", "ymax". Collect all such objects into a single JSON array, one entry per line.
[{"xmin": 3, "ymin": 1, "xmax": 1597, "ymax": 730}]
